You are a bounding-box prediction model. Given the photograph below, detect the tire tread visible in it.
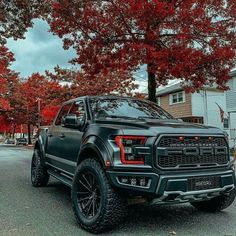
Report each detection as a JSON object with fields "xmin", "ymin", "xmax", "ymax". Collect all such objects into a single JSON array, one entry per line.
[
  {"xmin": 31, "ymin": 149, "xmax": 49, "ymax": 187},
  {"xmin": 191, "ymin": 188, "xmax": 236, "ymax": 212},
  {"xmin": 72, "ymin": 158, "xmax": 126, "ymax": 233}
]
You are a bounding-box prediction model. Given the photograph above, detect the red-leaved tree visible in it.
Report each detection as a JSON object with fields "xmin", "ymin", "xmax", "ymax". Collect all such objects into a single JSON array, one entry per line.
[
  {"xmin": 46, "ymin": 66, "xmax": 137, "ymax": 97},
  {"xmin": 20, "ymin": 73, "xmax": 68, "ymax": 143},
  {"xmin": 43, "ymin": 0, "xmax": 236, "ymax": 102},
  {"xmin": 0, "ymin": 0, "xmax": 49, "ymax": 44},
  {"xmin": 0, "ymin": 45, "xmax": 15, "ymax": 111},
  {"xmin": 0, "ymin": 0, "xmax": 49, "ymax": 130},
  {"xmin": 0, "ymin": 115, "xmax": 11, "ymax": 133}
]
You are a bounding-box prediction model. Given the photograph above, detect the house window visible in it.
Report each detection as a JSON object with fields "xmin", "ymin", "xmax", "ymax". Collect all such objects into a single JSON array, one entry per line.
[
  {"xmin": 223, "ymin": 118, "xmax": 229, "ymax": 129},
  {"xmin": 157, "ymin": 97, "xmax": 161, "ymax": 106},
  {"xmin": 169, "ymin": 91, "xmax": 185, "ymax": 105}
]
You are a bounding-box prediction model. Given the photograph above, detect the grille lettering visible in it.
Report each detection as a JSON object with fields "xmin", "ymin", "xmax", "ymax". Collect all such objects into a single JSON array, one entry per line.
[{"xmin": 200, "ymin": 147, "xmax": 214, "ymax": 155}]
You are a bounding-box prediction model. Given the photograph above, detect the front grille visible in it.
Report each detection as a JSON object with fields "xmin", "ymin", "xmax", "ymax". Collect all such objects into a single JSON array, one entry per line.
[
  {"xmin": 158, "ymin": 136, "xmax": 226, "ymax": 147},
  {"xmin": 159, "ymin": 154, "xmax": 228, "ymax": 168},
  {"xmin": 157, "ymin": 136, "xmax": 228, "ymax": 169},
  {"xmin": 188, "ymin": 176, "xmax": 221, "ymax": 191}
]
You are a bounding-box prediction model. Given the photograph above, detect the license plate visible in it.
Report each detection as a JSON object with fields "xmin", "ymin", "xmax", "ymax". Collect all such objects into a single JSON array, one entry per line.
[
  {"xmin": 188, "ymin": 176, "xmax": 220, "ymax": 191},
  {"xmin": 195, "ymin": 180, "xmax": 213, "ymax": 188}
]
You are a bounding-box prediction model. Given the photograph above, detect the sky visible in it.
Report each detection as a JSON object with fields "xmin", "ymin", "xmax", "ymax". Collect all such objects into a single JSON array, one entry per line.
[
  {"xmin": 5, "ymin": 18, "xmax": 179, "ymax": 93},
  {"xmin": 6, "ymin": 19, "xmax": 150, "ymax": 92},
  {"xmin": 6, "ymin": 19, "xmax": 148, "ymax": 87},
  {"xmin": 6, "ymin": 19, "xmax": 77, "ymax": 78}
]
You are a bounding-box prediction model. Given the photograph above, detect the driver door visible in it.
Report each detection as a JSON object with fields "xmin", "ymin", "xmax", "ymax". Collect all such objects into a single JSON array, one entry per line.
[{"xmin": 46, "ymin": 100, "xmax": 86, "ymax": 175}]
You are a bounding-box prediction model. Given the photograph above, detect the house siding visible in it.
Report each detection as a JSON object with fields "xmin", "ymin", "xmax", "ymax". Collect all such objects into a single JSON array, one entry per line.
[
  {"xmin": 226, "ymin": 78, "xmax": 236, "ymax": 113},
  {"xmin": 192, "ymin": 90, "xmax": 226, "ymax": 128},
  {"xmin": 226, "ymin": 76, "xmax": 236, "ymax": 144},
  {"xmin": 159, "ymin": 91, "xmax": 192, "ymax": 118}
]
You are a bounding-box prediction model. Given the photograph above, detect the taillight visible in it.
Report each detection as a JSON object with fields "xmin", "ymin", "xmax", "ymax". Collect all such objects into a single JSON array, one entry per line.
[{"xmin": 115, "ymin": 136, "xmax": 146, "ymax": 164}]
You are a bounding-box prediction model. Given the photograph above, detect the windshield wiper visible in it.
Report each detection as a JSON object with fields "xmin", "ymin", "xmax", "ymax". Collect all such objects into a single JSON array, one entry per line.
[
  {"xmin": 138, "ymin": 116, "xmax": 161, "ymax": 120},
  {"xmin": 97, "ymin": 115, "xmax": 138, "ymax": 120}
]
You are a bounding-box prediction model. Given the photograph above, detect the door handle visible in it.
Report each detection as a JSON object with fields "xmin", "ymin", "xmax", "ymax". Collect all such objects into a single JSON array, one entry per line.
[{"xmin": 59, "ymin": 133, "xmax": 65, "ymax": 139}]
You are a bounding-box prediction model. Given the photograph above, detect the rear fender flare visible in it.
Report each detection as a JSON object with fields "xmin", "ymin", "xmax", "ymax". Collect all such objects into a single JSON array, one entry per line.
[{"xmin": 34, "ymin": 136, "xmax": 46, "ymax": 166}]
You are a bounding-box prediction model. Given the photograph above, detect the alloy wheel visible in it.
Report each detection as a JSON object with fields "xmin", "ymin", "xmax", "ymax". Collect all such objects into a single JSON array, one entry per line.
[{"xmin": 76, "ymin": 171, "xmax": 101, "ymax": 219}]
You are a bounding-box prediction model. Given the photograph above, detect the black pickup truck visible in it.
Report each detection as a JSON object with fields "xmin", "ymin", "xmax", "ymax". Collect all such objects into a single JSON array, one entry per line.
[{"xmin": 31, "ymin": 96, "xmax": 236, "ymax": 233}]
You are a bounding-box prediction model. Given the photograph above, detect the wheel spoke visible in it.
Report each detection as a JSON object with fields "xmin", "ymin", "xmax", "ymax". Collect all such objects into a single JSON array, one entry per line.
[
  {"xmin": 82, "ymin": 174, "xmax": 92, "ymax": 190},
  {"xmin": 77, "ymin": 191, "xmax": 90, "ymax": 195},
  {"xmin": 78, "ymin": 195, "xmax": 91, "ymax": 203},
  {"xmin": 79, "ymin": 179, "xmax": 91, "ymax": 192},
  {"xmin": 77, "ymin": 170, "xmax": 101, "ymax": 219},
  {"xmin": 83, "ymin": 198, "xmax": 92, "ymax": 211},
  {"xmin": 85, "ymin": 199, "xmax": 93, "ymax": 218}
]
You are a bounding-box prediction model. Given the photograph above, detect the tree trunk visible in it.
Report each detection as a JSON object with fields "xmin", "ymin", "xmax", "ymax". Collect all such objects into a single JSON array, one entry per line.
[
  {"xmin": 12, "ymin": 124, "xmax": 16, "ymax": 139},
  {"xmin": 147, "ymin": 65, "xmax": 157, "ymax": 103},
  {"xmin": 27, "ymin": 123, "xmax": 31, "ymax": 145}
]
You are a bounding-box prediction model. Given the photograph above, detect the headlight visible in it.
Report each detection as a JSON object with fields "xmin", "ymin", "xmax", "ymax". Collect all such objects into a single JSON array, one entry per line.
[{"xmin": 115, "ymin": 136, "xmax": 147, "ymax": 164}]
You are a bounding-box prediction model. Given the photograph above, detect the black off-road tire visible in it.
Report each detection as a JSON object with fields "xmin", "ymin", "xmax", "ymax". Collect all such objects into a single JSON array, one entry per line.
[
  {"xmin": 71, "ymin": 158, "xmax": 127, "ymax": 234},
  {"xmin": 31, "ymin": 149, "xmax": 49, "ymax": 187},
  {"xmin": 191, "ymin": 188, "xmax": 236, "ymax": 212}
]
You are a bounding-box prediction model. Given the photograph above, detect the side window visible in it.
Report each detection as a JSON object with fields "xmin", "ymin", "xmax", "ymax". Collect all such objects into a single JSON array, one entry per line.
[
  {"xmin": 69, "ymin": 101, "xmax": 86, "ymax": 122},
  {"xmin": 55, "ymin": 103, "xmax": 72, "ymax": 126}
]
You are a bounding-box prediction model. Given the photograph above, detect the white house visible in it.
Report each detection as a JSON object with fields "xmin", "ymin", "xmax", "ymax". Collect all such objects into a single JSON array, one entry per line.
[
  {"xmin": 155, "ymin": 81, "xmax": 235, "ymax": 147},
  {"xmin": 226, "ymin": 70, "xmax": 236, "ymax": 146}
]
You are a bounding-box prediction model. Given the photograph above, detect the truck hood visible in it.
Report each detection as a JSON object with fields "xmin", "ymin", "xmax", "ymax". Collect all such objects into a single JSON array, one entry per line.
[{"xmin": 94, "ymin": 118, "xmax": 223, "ymax": 136}]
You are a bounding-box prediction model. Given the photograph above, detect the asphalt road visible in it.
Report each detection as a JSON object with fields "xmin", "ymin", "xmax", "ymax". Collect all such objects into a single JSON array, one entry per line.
[{"xmin": 0, "ymin": 144, "xmax": 236, "ymax": 236}]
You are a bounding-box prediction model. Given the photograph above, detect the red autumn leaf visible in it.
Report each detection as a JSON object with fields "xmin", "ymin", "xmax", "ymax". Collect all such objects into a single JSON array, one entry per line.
[
  {"xmin": 41, "ymin": 0, "xmax": 236, "ymax": 102},
  {"xmin": 0, "ymin": 45, "xmax": 16, "ymax": 111},
  {"xmin": 41, "ymin": 104, "xmax": 60, "ymax": 125}
]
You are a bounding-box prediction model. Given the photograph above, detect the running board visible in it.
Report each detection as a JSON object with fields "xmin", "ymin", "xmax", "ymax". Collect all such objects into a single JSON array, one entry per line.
[{"xmin": 48, "ymin": 170, "xmax": 73, "ymax": 188}]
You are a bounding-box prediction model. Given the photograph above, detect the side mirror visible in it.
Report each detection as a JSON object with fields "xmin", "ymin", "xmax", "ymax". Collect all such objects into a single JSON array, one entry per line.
[{"xmin": 61, "ymin": 114, "xmax": 84, "ymax": 128}]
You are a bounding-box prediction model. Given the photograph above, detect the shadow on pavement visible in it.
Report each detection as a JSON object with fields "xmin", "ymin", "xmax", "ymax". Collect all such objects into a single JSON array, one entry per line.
[{"xmin": 40, "ymin": 179, "xmax": 232, "ymax": 235}]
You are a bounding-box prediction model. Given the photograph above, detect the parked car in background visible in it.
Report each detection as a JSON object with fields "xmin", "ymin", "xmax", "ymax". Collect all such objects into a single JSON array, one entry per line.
[
  {"xmin": 4, "ymin": 138, "xmax": 16, "ymax": 145},
  {"xmin": 16, "ymin": 137, "xmax": 27, "ymax": 146}
]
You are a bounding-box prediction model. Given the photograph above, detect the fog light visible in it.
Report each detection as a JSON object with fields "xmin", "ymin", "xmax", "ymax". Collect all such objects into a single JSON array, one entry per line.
[
  {"xmin": 118, "ymin": 176, "xmax": 151, "ymax": 188},
  {"xmin": 139, "ymin": 178, "xmax": 146, "ymax": 187},
  {"xmin": 131, "ymin": 178, "xmax": 137, "ymax": 185},
  {"xmin": 120, "ymin": 177, "xmax": 129, "ymax": 184}
]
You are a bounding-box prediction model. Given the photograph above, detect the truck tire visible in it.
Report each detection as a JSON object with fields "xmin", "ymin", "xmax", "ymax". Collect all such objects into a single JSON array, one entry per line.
[
  {"xmin": 31, "ymin": 149, "xmax": 49, "ymax": 187},
  {"xmin": 191, "ymin": 188, "xmax": 236, "ymax": 212},
  {"xmin": 71, "ymin": 158, "xmax": 126, "ymax": 233}
]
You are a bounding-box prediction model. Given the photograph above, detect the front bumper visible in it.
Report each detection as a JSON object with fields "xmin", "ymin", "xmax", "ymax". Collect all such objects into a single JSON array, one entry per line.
[{"xmin": 107, "ymin": 169, "xmax": 235, "ymax": 203}]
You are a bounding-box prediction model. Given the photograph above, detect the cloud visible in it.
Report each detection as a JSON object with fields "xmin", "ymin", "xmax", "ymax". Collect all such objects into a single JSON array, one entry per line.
[{"xmin": 6, "ymin": 19, "xmax": 77, "ymax": 78}]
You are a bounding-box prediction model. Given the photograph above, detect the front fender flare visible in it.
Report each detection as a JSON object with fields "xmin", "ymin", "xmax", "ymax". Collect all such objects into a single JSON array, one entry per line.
[{"xmin": 77, "ymin": 136, "xmax": 112, "ymax": 168}]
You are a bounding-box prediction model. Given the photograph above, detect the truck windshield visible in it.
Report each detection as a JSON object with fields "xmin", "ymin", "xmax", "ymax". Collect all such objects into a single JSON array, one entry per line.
[{"xmin": 89, "ymin": 98, "xmax": 173, "ymax": 120}]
